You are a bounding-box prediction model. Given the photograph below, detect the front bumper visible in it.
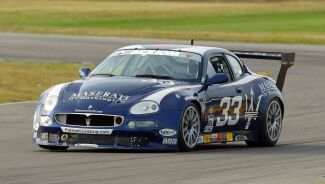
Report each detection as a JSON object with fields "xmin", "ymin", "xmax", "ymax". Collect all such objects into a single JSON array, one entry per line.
[{"xmin": 33, "ymin": 109, "xmax": 182, "ymax": 151}]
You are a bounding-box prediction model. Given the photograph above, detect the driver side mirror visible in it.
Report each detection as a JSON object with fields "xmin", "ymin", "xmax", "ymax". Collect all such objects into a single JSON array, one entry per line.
[
  {"xmin": 206, "ymin": 73, "xmax": 228, "ymax": 86},
  {"xmin": 79, "ymin": 67, "xmax": 90, "ymax": 78}
]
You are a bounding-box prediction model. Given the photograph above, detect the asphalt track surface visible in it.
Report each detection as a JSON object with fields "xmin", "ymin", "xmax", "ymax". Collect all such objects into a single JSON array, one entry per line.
[{"xmin": 0, "ymin": 33, "xmax": 325, "ymax": 184}]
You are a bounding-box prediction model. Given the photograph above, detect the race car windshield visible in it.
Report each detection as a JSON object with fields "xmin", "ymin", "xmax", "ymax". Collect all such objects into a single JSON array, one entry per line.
[{"xmin": 90, "ymin": 50, "xmax": 202, "ymax": 81}]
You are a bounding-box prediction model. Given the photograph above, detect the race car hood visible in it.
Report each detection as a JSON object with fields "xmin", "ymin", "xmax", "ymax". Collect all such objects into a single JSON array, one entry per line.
[{"xmin": 56, "ymin": 76, "xmax": 188, "ymax": 113}]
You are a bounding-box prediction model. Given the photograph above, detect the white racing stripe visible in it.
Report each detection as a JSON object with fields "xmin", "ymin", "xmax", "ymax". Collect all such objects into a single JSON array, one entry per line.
[
  {"xmin": 143, "ymin": 85, "xmax": 201, "ymax": 104},
  {"xmin": 47, "ymin": 83, "xmax": 67, "ymax": 97}
]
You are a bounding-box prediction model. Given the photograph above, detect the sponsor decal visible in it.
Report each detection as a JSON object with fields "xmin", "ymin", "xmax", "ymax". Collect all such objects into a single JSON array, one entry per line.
[
  {"xmin": 208, "ymin": 108, "xmax": 214, "ymax": 114},
  {"xmin": 61, "ymin": 127, "xmax": 113, "ymax": 135},
  {"xmin": 129, "ymin": 50, "xmax": 180, "ymax": 57},
  {"xmin": 211, "ymin": 134, "xmax": 218, "ymax": 142},
  {"xmin": 215, "ymin": 96, "xmax": 242, "ymax": 127},
  {"xmin": 226, "ymin": 132, "xmax": 233, "ymax": 142},
  {"xmin": 207, "ymin": 115, "xmax": 214, "ymax": 126},
  {"xmin": 203, "ymin": 134, "xmax": 211, "ymax": 143},
  {"xmin": 162, "ymin": 138, "xmax": 177, "ymax": 145},
  {"xmin": 259, "ymin": 81, "xmax": 277, "ymax": 96},
  {"xmin": 234, "ymin": 135, "xmax": 248, "ymax": 141},
  {"xmin": 69, "ymin": 91, "xmax": 129, "ymax": 103},
  {"xmin": 197, "ymin": 136, "xmax": 203, "ymax": 144},
  {"xmin": 159, "ymin": 128, "xmax": 177, "ymax": 137},
  {"xmin": 75, "ymin": 109, "xmax": 103, "ymax": 114},
  {"xmin": 204, "ymin": 126, "xmax": 213, "ymax": 133},
  {"xmin": 217, "ymin": 133, "xmax": 226, "ymax": 142},
  {"xmin": 244, "ymin": 87, "xmax": 262, "ymax": 129}
]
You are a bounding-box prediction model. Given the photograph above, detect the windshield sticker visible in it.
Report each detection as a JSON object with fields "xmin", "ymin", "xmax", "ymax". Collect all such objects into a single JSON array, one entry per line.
[
  {"xmin": 129, "ymin": 50, "xmax": 180, "ymax": 56},
  {"xmin": 69, "ymin": 91, "xmax": 129, "ymax": 103},
  {"xmin": 109, "ymin": 49, "xmax": 201, "ymax": 62}
]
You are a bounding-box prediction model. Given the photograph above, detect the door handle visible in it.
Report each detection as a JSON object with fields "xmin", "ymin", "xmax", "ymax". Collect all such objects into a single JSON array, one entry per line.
[{"xmin": 236, "ymin": 88, "xmax": 243, "ymax": 94}]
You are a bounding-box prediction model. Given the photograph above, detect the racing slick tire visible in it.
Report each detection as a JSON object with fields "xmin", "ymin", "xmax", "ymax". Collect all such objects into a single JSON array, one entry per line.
[
  {"xmin": 179, "ymin": 103, "xmax": 201, "ymax": 151},
  {"xmin": 246, "ymin": 98, "xmax": 283, "ymax": 147},
  {"xmin": 39, "ymin": 145, "xmax": 69, "ymax": 151}
]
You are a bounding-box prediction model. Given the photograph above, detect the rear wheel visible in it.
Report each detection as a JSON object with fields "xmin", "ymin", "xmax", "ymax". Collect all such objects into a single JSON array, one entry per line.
[
  {"xmin": 179, "ymin": 104, "xmax": 201, "ymax": 151},
  {"xmin": 39, "ymin": 145, "xmax": 69, "ymax": 151},
  {"xmin": 246, "ymin": 98, "xmax": 283, "ymax": 147}
]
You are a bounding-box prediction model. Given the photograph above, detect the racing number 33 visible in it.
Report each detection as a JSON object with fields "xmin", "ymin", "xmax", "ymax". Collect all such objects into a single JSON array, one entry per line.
[{"xmin": 216, "ymin": 96, "xmax": 242, "ymax": 126}]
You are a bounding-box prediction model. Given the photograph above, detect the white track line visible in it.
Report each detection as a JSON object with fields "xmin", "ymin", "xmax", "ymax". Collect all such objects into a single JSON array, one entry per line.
[{"xmin": 0, "ymin": 101, "xmax": 36, "ymax": 106}]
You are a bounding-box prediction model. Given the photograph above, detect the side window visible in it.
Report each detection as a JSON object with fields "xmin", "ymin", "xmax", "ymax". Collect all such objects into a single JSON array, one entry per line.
[
  {"xmin": 208, "ymin": 55, "xmax": 232, "ymax": 82},
  {"xmin": 225, "ymin": 55, "xmax": 243, "ymax": 79}
]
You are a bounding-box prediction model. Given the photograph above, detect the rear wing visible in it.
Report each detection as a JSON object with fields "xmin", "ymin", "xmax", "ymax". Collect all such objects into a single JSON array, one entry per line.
[{"xmin": 230, "ymin": 50, "xmax": 295, "ymax": 92}]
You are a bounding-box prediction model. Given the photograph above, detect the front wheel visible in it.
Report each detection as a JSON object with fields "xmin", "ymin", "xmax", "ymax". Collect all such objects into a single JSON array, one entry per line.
[
  {"xmin": 179, "ymin": 103, "xmax": 201, "ymax": 151},
  {"xmin": 38, "ymin": 145, "xmax": 69, "ymax": 151},
  {"xmin": 246, "ymin": 98, "xmax": 283, "ymax": 147}
]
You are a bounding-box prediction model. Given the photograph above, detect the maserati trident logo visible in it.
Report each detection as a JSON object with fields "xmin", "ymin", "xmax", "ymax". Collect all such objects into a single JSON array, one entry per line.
[
  {"xmin": 88, "ymin": 105, "xmax": 93, "ymax": 110},
  {"xmin": 85, "ymin": 117, "xmax": 91, "ymax": 126}
]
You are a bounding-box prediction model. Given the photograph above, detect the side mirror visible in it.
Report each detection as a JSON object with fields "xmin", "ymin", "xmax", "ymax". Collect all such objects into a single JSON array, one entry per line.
[
  {"xmin": 206, "ymin": 73, "xmax": 228, "ymax": 86},
  {"xmin": 79, "ymin": 67, "xmax": 90, "ymax": 78}
]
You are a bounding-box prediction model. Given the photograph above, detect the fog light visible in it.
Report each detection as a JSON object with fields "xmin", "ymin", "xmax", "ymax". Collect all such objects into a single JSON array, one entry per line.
[
  {"xmin": 41, "ymin": 133, "xmax": 48, "ymax": 143},
  {"xmin": 114, "ymin": 116, "xmax": 123, "ymax": 125},
  {"xmin": 61, "ymin": 134, "xmax": 68, "ymax": 141},
  {"xmin": 128, "ymin": 121, "xmax": 136, "ymax": 128},
  {"xmin": 127, "ymin": 121, "xmax": 156, "ymax": 128},
  {"xmin": 40, "ymin": 116, "xmax": 52, "ymax": 126},
  {"xmin": 134, "ymin": 121, "xmax": 155, "ymax": 127}
]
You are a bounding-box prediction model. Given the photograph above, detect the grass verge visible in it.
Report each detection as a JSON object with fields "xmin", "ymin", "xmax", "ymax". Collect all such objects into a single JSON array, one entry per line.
[
  {"xmin": 0, "ymin": 0, "xmax": 324, "ymax": 44},
  {"xmin": 0, "ymin": 60, "xmax": 94, "ymax": 103}
]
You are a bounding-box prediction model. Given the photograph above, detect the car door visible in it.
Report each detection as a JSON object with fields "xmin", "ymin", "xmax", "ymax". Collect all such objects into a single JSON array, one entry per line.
[
  {"xmin": 225, "ymin": 54, "xmax": 264, "ymax": 131},
  {"xmin": 204, "ymin": 54, "xmax": 246, "ymax": 134}
]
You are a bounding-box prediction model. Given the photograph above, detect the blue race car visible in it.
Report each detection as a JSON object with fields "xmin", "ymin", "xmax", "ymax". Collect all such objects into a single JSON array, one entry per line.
[{"xmin": 33, "ymin": 44, "xmax": 295, "ymax": 151}]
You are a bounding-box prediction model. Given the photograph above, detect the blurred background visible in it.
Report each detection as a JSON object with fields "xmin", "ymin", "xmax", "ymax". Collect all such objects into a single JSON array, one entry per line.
[{"xmin": 0, "ymin": 0, "xmax": 324, "ymax": 103}]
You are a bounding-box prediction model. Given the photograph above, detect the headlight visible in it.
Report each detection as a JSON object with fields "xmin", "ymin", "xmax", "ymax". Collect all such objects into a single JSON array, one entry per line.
[
  {"xmin": 43, "ymin": 95, "xmax": 58, "ymax": 113},
  {"xmin": 41, "ymin": 83, "xmax": 66, "ymax": 114},
  {"xmin": 130, "ymin": 101, "xmax": 159, "ymax": 115},
  {"xmin": 33, "ymin": 105, "xmax": 41, "ymax": 131}
]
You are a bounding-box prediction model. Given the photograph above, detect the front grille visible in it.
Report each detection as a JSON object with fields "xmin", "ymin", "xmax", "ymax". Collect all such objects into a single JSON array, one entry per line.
[{"xmin": 55, "ymin": 113, "xmax": 123, "ymax": 127}]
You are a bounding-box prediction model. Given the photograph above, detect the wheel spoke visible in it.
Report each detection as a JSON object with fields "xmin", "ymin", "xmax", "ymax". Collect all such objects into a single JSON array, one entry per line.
[
  {"xmin": 275, "ymin": 108, "xmax": 281, "ymax": 116},
  {"xmin": 275, "ymin": 116, "xmax": 281, "ymax": 122},
  {"xmin": 191, "ymin": 133, "xmax": 196, "ymax": 145},
  {"xmin": 193, "ymin": 128, "xmax": 198, "ymax": 136},
  {"xmin": 272, "ymin": 104, "xmax": 277, "ymax": 114},
  {"xmin": 181, "ymin": 106, "xmax": 201, "ymax": 148},
  {"xmin": 185, "ymin": 113, "xmax": 191, "ymax": 121}
]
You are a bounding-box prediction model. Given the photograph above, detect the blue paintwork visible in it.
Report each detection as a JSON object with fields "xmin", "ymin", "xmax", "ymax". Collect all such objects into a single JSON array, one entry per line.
[{"xmin": 33, "ymin": 44, "xmax": 284, "ymax": 151}]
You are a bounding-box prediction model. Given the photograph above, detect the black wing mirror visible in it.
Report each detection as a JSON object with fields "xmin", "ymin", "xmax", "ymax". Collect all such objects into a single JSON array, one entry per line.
[
  {"xmin": 79, "ymin": 67, "xmax": 90, "ymax": 78},
  {"xmin": 206, "ymin": 73, "xmax": 228, "ymax": 86}
]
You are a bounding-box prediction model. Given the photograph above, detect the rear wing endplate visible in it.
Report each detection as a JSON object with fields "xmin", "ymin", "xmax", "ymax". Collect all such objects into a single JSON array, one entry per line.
[{"xmin": 230, "ymin": 50, "xmax": 295, "ymax": 92}]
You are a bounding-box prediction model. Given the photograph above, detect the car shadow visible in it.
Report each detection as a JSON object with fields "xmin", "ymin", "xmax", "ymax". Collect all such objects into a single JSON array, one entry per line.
[{"xmin": 36, "ymin": 140, "xmax": 325, "ymax": 155}]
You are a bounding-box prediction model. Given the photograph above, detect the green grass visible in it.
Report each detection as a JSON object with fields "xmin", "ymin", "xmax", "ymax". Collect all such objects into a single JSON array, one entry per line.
[
  {"xmin": 0, "ymin": 0, "xmax": 325, "ymax": 44},
  {"xmin": 0, "ymin": 60, "xmax": 94, "ymax": 103}
]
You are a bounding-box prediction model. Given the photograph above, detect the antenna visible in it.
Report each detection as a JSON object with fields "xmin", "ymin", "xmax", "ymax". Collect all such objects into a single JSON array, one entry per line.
[{"xmin": 191, "ymin": 39, "xmax": 194, "ymax": 45}]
